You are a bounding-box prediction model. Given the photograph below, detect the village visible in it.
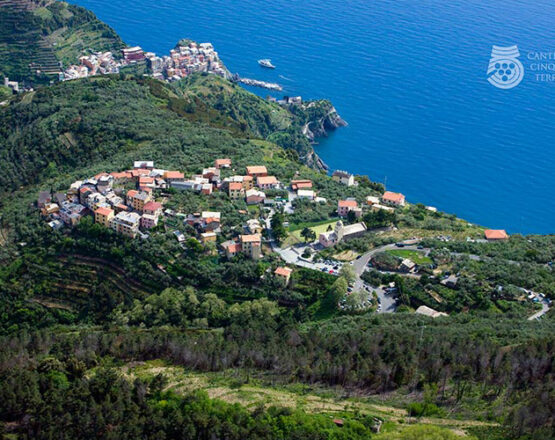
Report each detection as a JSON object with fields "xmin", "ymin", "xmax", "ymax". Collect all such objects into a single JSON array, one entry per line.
[
  {"xmin": 61, "ymin": 41, "xmax": 228, "ymax": 82},
  {"xmin": 37, "ymin": 158, "xmax": 536, "ymax": 317}
]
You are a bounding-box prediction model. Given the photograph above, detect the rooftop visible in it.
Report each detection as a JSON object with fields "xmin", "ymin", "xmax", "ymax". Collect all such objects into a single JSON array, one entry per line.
[
  {"xmin": 246, "ymin": 165, "xmax": 268, "ymax": 175},
  {"xmin": 484, "ymin": 229, "xmax": 509, "ymax": 240},
  {"xmin": 275, "ymin": 267, "xmax": 293, "ymax": 277},
  {"xmin": 382, "ymin": 191, "xmax": 405, "ymax": 203},
  {"xmin": 338, "ymin": 199, "xmax": 358, "ymax": 208},
  {"xmin": 241, "ymin": 234, "xmax": 261, "ymax": 243},
  {"xmin": 257, "ymin": 176, "xmax": 279, "ymax": 185},
  {"xmin": 95, "ymin": 207, "xmax": 113, "ymax": 216}
]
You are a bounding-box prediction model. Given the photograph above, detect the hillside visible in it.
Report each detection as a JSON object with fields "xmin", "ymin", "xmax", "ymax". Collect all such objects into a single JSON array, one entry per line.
[
  {"xmin": 0, "ymin": 5, "xmax": 553, "ymax": 439},
  {"xmin": 0, "ymin": 0, "xmax": 124, "ymax": 84}
]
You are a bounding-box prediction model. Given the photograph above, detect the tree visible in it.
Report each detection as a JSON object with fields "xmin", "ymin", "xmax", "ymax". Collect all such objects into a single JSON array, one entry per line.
[
  {"xmin": 270, "ymin": 212, "xmax": 287, "ymax": 243},
  {"xmin": 300, "ymin": 227, "xmax": 316, "ymax": 243},
  {"xmin": 339, "ymin": 264, "xmax": 356, "ymax": 285}
]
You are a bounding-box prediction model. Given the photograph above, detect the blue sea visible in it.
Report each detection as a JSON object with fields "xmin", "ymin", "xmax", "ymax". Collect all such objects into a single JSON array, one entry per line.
[{"xmin": 72, "ymin": 0, "xmax": 555, "ymax": 234}]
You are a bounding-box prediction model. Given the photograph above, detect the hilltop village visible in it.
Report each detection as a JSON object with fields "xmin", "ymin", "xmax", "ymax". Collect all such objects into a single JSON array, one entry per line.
[{"xmin": 36, "ymin": 158, "xmax": 525, "ymax": 313}]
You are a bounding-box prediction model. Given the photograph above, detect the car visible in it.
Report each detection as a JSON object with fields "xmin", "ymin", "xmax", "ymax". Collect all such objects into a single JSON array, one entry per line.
[
  {"xmin": 329, "ymin": 270, "xmax": 334, "ymax": 274},
  {"xmin": 321, "ymin": 267, "xmax": 327, "ymax": 272},
  {"xmin": 356, "ymin": 255, "xmax": 362, "ymax": 259},
  {"xmin": 333, "ymin": 265, "xmax": 339, "ymax": 270},
  {"xmin": 417, "ymin": 245, "xmax": 424, "ymax": 249},
  {"xmin": 395, "ymin": 243, "xmax": 405, "ymax": 247}
]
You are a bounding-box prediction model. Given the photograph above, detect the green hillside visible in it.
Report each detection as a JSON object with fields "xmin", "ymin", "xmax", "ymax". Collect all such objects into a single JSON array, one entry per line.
[{"xmin": 0, "ymin": 0, "xmax": 124, "ymax": 83}]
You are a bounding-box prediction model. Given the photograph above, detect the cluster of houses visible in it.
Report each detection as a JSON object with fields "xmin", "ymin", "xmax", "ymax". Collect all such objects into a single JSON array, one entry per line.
[
  {"xmin": 317, "ymin": 190, "xmax": 407, "ymax": 248},
  {"xmin": 38, "ymin": 160, "xmax": 178, "ymax": 238},
  {"xmin": 62, "ymin": 40, "xmax": 228, "ymax": 83}
]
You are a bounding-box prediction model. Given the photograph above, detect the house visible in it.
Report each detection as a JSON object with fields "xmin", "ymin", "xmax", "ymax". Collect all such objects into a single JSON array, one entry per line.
[
  {"xmin": 201, "ymin": 183, "xmax": 213, "ymax": 195},
  {"xmin": 202, "ymin": 167, "xmax": 220, "ymax": 181},
  {"xmin": 68, "ymin": 180, "xmax": 83, "ymax": 195},
  {"xmin": 200, "ymin": 232, "xmax": 217, "ymax": 243},
  {"xmin": 228, "ymin": 182, "xmax": 244, "ymax": 199},
  {"xmin": 256, "ymin": 176, "xmax": 279, "ymax": 190},
  {"xmin": 163, "ymin": 171, "xmax": 185, "ymax": 183},
  {"xmin": 332, "ymin": 170, "xmax": 355, "ymax": 186},
  {"xmin": 143, "ymin": 201, "xmax": 162, "ymax": 217},
  {"xmin": 214, "ymin": 158, "xmax": 232, "ymax": 169},
  {"xmin": 41, "ymin": 203, "xmax": 59, "ymax": 216},
  {"xmin": 173, "ymin": 230, "xmax": 186, "ymax": 243},
  {"xmin": 366, "ymin": 196, "xmax": 380, "ymax": 206},
  {"xmin": 133, "ymin": 160, "xmax": 154, "ymax": 169},
  {"xmin": 59, "ymin": 202, "xmax": 87, "ymax": 226},
  {"xmin": 110, "ymin": 211, "xmax": 141, "ymax": 238},
  {"xmin": 246, "ymin": 218, "xmax": 263, "ymax": 234},
  {"xmin": 246, "ymin": 165, "xmax": 268, "ymax": 177},
  {"xmin": 53, "ymin": 192, "xmax": 67, "ymax": 206},
  {"xmin": 241, "ymin": 234, "xmax": 262, "ymax": 259},
  {"xmin": 138, "ymin": 176, "xmax": 155, "ymax": 188},
  {"xmin": 274, "ymin": 267, "xmax": 293, "ymax": 286},
  {"xmin": 319, "ymin": 221, "xmax": 367, "ymax": 248},
  {"xmin": 415, "ymin": 305, "xmax": 448, "ymax": 319},
  {"xmin": 48, "ymin": 220, "xmax": 64, "ymax": 230},
  {"xmin": 242, "ymin": 175, "xmax": 254, "ymax": 190},
  {"xmin": 127, "ymin": 190, "xmax": 151, "ymax": 212},
  {"xmin": 110, "ymin": 171, "xmax": 132, "ymax": 182},
  {"xmin": 337, "ymin": 200, "xmax": 358, "ymax": 217},
  {"xmin": 97, "ymin": 175, "xmax": 113, "ymax": 193},
  {"xmin": 221, "ymin": 240, "xmax": 242, "ymax": 259},
  {"xmin": 86, "ymin": 192, "xmax": 107, "ymax": 210},
  {"xmin": 245, "ymin": 189, "xmax": 266, "ymax": 205},
  {"xmin": 297, "ymin": 189, "xmax": 315, "ymax": 200},
  {"xmin": 484, "ymin": 229, "xmax": 509, "ymax": 241},
  {"xmin": 441, "ymin": 274, "xmax": 459, "ymax": 288},
  {"xmin": 94, "ymin": 206, "xmax": 114, "ymax": 227},
  {"xmin": 381, "ymin": 191, "xmax": 406, "ymax": 207},
  {"xmin": 38, "ymin": 191, "xmax": 51, "ymax": 208},
  {"xmin": 141, "ymin": 214, "xmax": 159, "ymax": 229},
  {"xmin": 290, "ymin": 179, "xmax": 312, "ymax": 191},
  {"xmin": 399, "ymin": 258, "xmax": 416, "ymax": 273}
]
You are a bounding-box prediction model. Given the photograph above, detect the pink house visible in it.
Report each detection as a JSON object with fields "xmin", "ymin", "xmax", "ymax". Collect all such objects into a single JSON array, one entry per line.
[{"xmin": 337, "ymin": 200, "xmax": 358, "ymax": 217}]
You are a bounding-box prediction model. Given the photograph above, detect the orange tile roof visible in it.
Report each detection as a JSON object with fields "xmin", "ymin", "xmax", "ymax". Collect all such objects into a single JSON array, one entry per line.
[
  {"xmin": 246, "ymin": 165, "xmax": 267, "ymax": 175},
  {"xmin": 257, "ymin": 176, "xmax": 278, "ymax": 185},
  {"xmin": 338, "ymin": 200, "xmax": 358, "ymax": 208},
  {"xmin": 241, "ymin": 234, "xmax": 261, "ymax": 243},
  {"xmin": 291, "ymin": 180, "xmax": 312, "ymax": 189},
  {"xmin": 164, "ymin": 171, "xmax": 184, "ymax": 179},
  {"xmin": 223, "ymin": 242, "xmax": 242, "ymax": 253},
  {"xmin": 275, "ymin": 267, "xmax": 293, "ymax": 277},
  {"xmin": 243, "ymin": 175, "xmax": 253, "ymax": 181},
  {"xmin": 229, "ymin": 182, "xmax": 243, "ymax": 190},
  {"xmin": 131, "ymin": 169, "xmax": 151, "ymax": 177},
  {"xmin": 95, "ymin": 207, "xmax": 113, "ymax": 216},
  {"xmin": 94, "ymin": 172, "xmax": 109, "ymax": 179},
  {"xmin": 215, "ymin": 158, "xmax": 232, "ymax": 166},
  {"xmin": 382, "ymin": 191, "xmax": 405, "ymax": 203},
  {"xmin": 139, "ymin": 176, "xmax": 154, "ymax": 184},
  {"xmin": 484, "ymin": 229, "xmax": 509, "ymax": 240},
  {"xmin": 111, "ymin": 171, "xmax": 132, "ymax": 179},
  {"xmin": 127, "ymin": 190, "xmax": 138, "ymax": 198}
]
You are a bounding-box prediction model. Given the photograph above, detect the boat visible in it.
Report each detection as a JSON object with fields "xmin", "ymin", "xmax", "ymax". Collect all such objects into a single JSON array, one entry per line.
[{"xmin": 258, "ymin": 59, "xmax": 276, "ymax": 69}]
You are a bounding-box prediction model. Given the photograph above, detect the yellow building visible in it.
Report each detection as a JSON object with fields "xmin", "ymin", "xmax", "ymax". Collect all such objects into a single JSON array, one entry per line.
[
  {"xmin": 127, "ymin": 190, "xmax": 152, "ymax": 212},
  {"xmin": 94, "ymin": 207, "xmax": 114, "ymax": 227}
]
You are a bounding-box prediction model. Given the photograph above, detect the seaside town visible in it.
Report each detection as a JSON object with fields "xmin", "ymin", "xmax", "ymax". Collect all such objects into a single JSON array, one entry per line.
[{"xmin": 61, "ymin": 41, "xmax": 229, "ymax": 82}]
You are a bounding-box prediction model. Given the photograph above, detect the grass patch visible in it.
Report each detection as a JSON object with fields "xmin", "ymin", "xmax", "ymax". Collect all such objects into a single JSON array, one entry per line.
[
  {"xmin": 290, "ymin": 219, "xmax": 338, "ymax": 238},
  {"xmin": 386, "ymin": 249, "xmax": 432, "ymax": 265}
]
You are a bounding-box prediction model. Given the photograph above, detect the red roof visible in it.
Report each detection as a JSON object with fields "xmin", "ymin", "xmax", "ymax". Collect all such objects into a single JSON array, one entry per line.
[
  {"xmin": 241, "ymin": 234, "xmax": 261, "ymax": 243},
  {"xmin": 127, "ymin": 190, "xmax": 138, "ymax": 198},
  {"xmin": 275, "ymin": 267, "xmax": 293, "ymax": 277},
  {"xmin": 143, "ymin": 201, "xmax": 162, "ymax": 212},
  {"xmin": 215, "ymin": 158, "xmax": 232, "ymax": 166},
  {"xmin": 229, "ymin": 182, "xmax": 243, "ymax": 190},
  {"xmin": 95, "ymin": 207, "xmax": 113, "ymax": 216},
  {"xmin": 338, "ymin": 200, "xmax": 358, "ymax": 208},
  {"xmin": 382, "ymin": 191, "xmax": 405, "ymax": 203},
  {"xmin": 223, "ymin": 242, "xmax": 242, "ymax": 253},
  {"xmin": 111, "ymin": 171, "xmax": 132, "ymax": 179},
  {"xmin": 291, "ymin": 180, "xmax": 313, "ymax": 190},
  {"xmin": 139, "ymin": 176, "xmax": 154, "ymax": 184},
  {"xmin": 484, "ymin": 229, "xmax": 509, "ymax": 240}
]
